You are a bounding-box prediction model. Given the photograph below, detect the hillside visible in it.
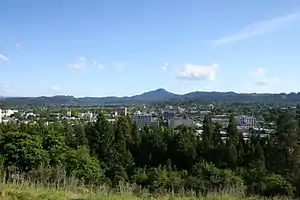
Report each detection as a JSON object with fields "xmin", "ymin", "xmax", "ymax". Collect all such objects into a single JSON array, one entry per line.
[{"xmin": 1, "ymin": 89, "xmax": 300, "ymax": 106}]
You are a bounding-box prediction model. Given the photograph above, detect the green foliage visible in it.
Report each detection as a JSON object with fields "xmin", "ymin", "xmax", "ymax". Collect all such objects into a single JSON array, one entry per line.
[
  {"xmin": 263, "ymin": 174, "xmax": 294, "ymax": 197},
  {"xmin": 191, "ymin": 162, "xmax": 244, "ymax": 193},
  {"xmin": 0, "ymin": 131, "xmax": 47, "ymax": 171},
  {"xmin": 0, "ymin": 109, "xmax": 299, "ymax": 198},
  {"xmin": 63, "ymin": 147, "xmax": 103, "ymax": 184}
]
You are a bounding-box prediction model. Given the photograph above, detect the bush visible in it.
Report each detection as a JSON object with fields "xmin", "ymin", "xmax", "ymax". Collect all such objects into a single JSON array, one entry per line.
[
  {"xmin": 63, "ymin": 147, "xmax": 103, "ymax": 184},
  {"xmin": 263, "ymin": 174, "xmax": 294, "ymax": 197},
  {"xmin": 190, "ymin": 162, "xmax": 244, "ymax": 193}
]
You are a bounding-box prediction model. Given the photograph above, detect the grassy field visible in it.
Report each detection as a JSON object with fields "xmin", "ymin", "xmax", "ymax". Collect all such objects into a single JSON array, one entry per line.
[{"xmin": 0, "ymin": 184, "xmax": 292, "ymax": 200}]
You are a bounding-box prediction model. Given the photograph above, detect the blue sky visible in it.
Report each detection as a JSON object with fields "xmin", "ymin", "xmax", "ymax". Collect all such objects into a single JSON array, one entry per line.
[{"xmin": 1, "ymin": 0, "xmax": 300, "ymax": 97}]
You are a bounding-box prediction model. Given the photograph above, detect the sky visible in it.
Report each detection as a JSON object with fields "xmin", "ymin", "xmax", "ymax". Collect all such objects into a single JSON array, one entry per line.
[{"xmin": 1, "ymin": 0, "xmax": 300, "ymax": 97}]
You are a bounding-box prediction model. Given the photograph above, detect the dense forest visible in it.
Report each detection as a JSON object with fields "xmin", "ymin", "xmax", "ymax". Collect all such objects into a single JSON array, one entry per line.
[{"xmin": 1, "ymin": 110, "xmax": 300, "ymax": 197}]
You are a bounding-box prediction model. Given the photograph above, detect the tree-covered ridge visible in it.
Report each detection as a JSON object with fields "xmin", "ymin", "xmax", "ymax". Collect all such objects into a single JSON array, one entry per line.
[
  {"xmin": 2, "ymin": 89, "xmax": 300, "ymax": 106},
  {"xmin": 0, "ymin": 111, "xmax": 300, "ymax": 197}
]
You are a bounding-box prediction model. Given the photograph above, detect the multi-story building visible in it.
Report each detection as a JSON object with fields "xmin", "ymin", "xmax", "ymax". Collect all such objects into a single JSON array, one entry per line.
[
  {"xmin": 117, "ymin": 107, "xmax": 128, "ymax": 116},
  {"xmin": 78, "ymin": 112, "xmax": 93, "ymax": 120},
  {"xmin": 212, "ymin": 114, "xmax": 230, "ymax": 126},
  {"xmin": 235, "ymin": 115, "xmax": 257, "ymax": 129},
  {"xmin": 0, "ymin": 109, "xmax": 2, "ymax": 123},
  {"xmin": 163, "ymin": 109, "xmax": 176, "ymax": 120},
  {"xmin": 66, "ymin": 111, "xmax": 72, "ymax": 117},
  {"xmin": 131, "ymin": 114, "xmax": 159, "ymax": 129},
  {"xmin": 168, "ymin": 118, "xmax": 194, "ymax": 129},
  {"xmin": 1, "ymin": 109, "xmax": 18, "ymax": 117}
]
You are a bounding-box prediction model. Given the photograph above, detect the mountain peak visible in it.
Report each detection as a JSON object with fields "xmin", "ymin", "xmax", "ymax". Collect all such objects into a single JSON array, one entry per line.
[
  {"xmin": 131, "ymin": 88, "xmax": 176, "ymax": 101},
  {"xmin": 154, "ymin": 88, "xmax": 167, "ymax": 92}
]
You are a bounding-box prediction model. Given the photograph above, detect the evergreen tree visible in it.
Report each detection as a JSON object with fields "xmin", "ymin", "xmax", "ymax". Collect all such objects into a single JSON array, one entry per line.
[
  {"xmin": 212, "ymin": 122, "xmax": 223, "ymax": 147},
  {"xmin": 272, "ymin": 111, "xmax": 300, "ymax": 179},
  {"xmin": 227, "ymin": 114, "xmax": 239, "ymax": 145},
  {"xmin": 202, "ymin": 115, "xmax": 214, "ymax": 149}
]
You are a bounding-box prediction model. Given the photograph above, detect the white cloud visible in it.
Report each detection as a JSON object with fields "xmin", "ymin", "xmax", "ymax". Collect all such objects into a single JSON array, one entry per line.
[
  {"xmin": 162, "ymin": 62, "xmax": 169, "ymax": 72},
  {"xmin": 71, "ymin": 57, "xmax": 87, "ymax": 71},
  {"xmin": 177, "ymin": 63, "xmax": 218, "ymax": 81},
  {"xmin": 92, "ymin": 60, "xmax": 105, "ymax": 70},
  {"xmin": 250, "ymin": 68, "xmax": 266, "ymax": 77},
  {"xmin": 0, "ymin": 54, "xmax": 8, "ymax": 61},
  {"xmin": 213, "ymin": 12, "xmax": 299, "ymax": 44}
]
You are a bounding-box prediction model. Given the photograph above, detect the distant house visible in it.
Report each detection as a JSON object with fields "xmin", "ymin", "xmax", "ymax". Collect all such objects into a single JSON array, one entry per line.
[
  {"xmin": 200, "ymin": 111, "xmax": 211, "ymax": 116},
  {"xmin": 117, "ymin": 107, "xmax": 128, "ymax": 116},
  {"xmin": 78, "ymin": 112, "xmax": 93, "ymax": 120},
  {"xmin": 168, "ymin": 118, "xmax": 194, "ymax": 129}
]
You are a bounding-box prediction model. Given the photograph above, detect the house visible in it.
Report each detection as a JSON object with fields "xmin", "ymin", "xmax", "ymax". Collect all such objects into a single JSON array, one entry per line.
[
  {"xmin": 168, "ymin": 118, "xmax": 194, "ymax": 129},
  {"xmin": 117, "ymin": 107, "xmax": 128, "ymax": 116}
]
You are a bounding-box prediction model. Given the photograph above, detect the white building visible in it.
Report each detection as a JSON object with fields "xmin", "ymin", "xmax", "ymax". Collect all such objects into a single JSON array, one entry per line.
[
  {"xmin": 67, "ymin": 111, "xmax": 72, "ymax": 117},
  {"xmin": 200, "ymin": 111, "xmax": 211, "ymax": 116},
  {"xmin": 1, "ymin": 109, "xmax": 18, "ymax": 117},
  {"xmin": 235, "ymin": 115, "xmax": 257, "ymax": 129},
  {"xmin": 168, "ymin": 118, "xmax": 194, "ymax": 129},
  {"xmin": 78, "ymin": 112, "xmax": 93, "ymax": 119},
  {"xmin": 131, "ymin": 114, "xmax": 159, "ymax": 129},
  {"xmin": 177, "ymin": 107, "xmax": 185, "ymax": 114},
  {"xmin": 0, "ymin": 109, "xmax": 2, "ymax": 123}
]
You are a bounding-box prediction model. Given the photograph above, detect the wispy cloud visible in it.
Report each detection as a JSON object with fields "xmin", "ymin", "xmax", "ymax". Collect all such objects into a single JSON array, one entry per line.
[
  {"xmin": 162, "ymin": 62, "xmax": 169, "ymax": 72},
  {"xmin": 177, "ymin": 63, "xmax": 219, "ymax": 81},
  {"xmin": 0, "ymin": 54, "xmax": 8, "ymax": 61},
  {"xmin": 92, "ymin": 60, "xmax": 105, "ymax": 70},
  {"xmin": 213, "ymin": 12, "xmax": 299, "ymax": 44},
  {"xmin": 249, "ymin": 68, "xmax": 266, "ymax": 77},
  {"xmin": 71, "ymin": 57, "xmax": 87, "ymax": 71}
]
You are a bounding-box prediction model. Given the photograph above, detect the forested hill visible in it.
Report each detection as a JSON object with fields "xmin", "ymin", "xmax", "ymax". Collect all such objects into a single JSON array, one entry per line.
[{"xmin": 1, "ymin": 89, "xmax": 300, "ymax": 105}]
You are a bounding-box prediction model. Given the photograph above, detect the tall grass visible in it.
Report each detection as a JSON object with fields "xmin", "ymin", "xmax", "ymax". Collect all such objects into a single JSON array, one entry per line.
[
  {"xmin": 0, "ymin": 167, "xmax": 293, "ymax": 200},
  {"xmin": 0, "ymin": 184, "xmax": 294, "ymax": 200}
]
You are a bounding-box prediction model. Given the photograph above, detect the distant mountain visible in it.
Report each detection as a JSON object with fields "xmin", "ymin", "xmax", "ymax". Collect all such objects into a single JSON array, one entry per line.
[
  {"xmin": 1, "ymin": 89, "xmax": 300, "ymax": 106},
  {"xmin": 131, "ymin": 88, "xmax": 178, "ymax": 102}
]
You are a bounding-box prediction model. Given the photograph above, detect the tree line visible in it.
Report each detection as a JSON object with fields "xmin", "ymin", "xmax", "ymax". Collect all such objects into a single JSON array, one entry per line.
[{"xmin": 0, "ymin": 111, "xmax": 300, "ymax": 197}]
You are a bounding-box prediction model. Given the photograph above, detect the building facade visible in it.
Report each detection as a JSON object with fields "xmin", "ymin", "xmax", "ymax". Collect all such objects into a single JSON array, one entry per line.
[
  {"xmin": 117, "ymin": 107, "xmax": 128, "ymax": 116},
  {"xmin": 235, "ymin": 115, "xmax": 257, "ymax": 129},
  {"xmin": 131, "ymin": 114, "xmax": 159, "ymax": 129},
  {"xmin": 163, "ymin": 110, "xmax": 176, "ymax": 120}
]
